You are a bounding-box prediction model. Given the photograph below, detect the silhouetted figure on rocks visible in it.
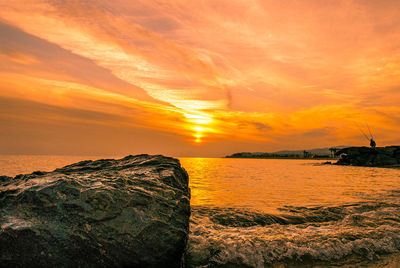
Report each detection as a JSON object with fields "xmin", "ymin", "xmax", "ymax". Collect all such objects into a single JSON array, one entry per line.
[
  {"xmin": 370, "ymin": 138, "xmax": 376, "ymax": 148},
  {"xmin": 356, "ymin": 123, "xmax": 377, "ymax": 148}
]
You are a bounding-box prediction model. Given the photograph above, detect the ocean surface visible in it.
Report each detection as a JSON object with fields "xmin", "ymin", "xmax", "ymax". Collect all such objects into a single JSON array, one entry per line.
[{"xmin": 2, "ymin": 155, "xmax": 400, "ymax": 267}]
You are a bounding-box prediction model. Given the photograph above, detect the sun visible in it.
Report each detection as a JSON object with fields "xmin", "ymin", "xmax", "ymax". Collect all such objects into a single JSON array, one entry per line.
[
  {"xmin": 195, "ymin": 134, "xmax": 202, "ymax": 143},
  {"xmin": 183, "ymin": 112, "xmax": 214, "ymax": 144}
]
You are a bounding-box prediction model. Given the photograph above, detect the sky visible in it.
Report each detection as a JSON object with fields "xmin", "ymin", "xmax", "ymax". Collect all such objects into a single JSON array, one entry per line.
[{"xmin": 1, "ymin": 0, "xmax": 400, "ymax": 157}]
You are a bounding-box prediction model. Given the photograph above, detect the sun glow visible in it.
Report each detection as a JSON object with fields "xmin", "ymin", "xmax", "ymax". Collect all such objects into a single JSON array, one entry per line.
[
  {"xmin": 195, "ymin": 134, "xmax": 202, "ymax": 143},
  {"xmin": 193, "ymin": 126, "xmax": 205, "ymax": 132},
  {"xmin": 193, "ymin": 126, "xmax": 204, "ymax": 143},
  {"xmin": 183, "ymin": 112, "xmax": 215, "ymax": 144},
  {"xmin": 184, "ymin": 113, "xmax": 213, "ymax": 125}
]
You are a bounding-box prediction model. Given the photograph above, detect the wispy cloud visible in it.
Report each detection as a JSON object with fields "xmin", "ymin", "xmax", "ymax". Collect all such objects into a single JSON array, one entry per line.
[{"xmin": 1, "ymin": 0, "xmax": 400, "ymax": 155}]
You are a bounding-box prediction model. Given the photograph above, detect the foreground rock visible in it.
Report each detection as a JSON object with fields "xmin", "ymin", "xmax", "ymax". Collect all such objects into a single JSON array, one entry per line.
[
  {"xmin": 335, "ymin": 146, "xmax": 400, "ymax": 167},
  {"xmin": 0, "ymin": 154, "xmax": 190, "ymax": 267}
]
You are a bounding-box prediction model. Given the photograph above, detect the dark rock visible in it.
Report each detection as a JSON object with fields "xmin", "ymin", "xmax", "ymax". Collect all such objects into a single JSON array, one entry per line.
[
  {"xmin": 0, "ymin": 176, "xmax": 11, "ymax": 183},
  {"xmin": 335, "ymin": 146, "xmax": 400, "ymax": 167},
  {"xmin": 0, "ymin": 154, "xmax": 191, "ymax": 267},
  {"xmin": 377, "ymin": 147, "xmax": 397, "ymax": 156},
  {"xmin": 374, "ymin": 154, "xmax": 398, "ymax": 166}
]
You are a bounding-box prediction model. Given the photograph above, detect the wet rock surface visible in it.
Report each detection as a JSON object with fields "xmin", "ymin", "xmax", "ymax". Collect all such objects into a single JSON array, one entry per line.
[
  {"xmin": 0, "ymin": 154, "xmax": 190, "ymax": 267},
  {"xmin": 335, "ymin": 146, "xmax": 400, "ymax": 167}
]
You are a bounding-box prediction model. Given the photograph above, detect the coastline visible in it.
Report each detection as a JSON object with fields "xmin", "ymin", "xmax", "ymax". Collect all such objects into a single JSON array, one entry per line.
[{"xmin": 225, "ymin": 156, "xmax": 338, "ymax": 160}]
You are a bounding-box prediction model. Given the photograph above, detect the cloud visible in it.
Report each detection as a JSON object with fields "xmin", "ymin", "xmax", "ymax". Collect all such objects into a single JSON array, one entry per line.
[
  {"xmin": 1, "ymin": 0, "xmax": 400, "ymax": 155},
  {"xmin": 0, "ymin": 22, "xmax": 157, "ymax": 102},
  {"xmin": 0, "ymin": 1, "xmax": 231, "ymax": 112},
  {"xmin": 301, "ymin": 128, "xmax": 331, "ymax": 138},
  {"xmin": 0, "ymin": 98, "xmax": 189, "ymax": 156}
]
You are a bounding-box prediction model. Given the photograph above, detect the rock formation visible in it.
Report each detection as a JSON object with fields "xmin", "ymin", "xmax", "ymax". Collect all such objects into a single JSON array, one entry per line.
[
  {"xmin": 335, "ymin": 146, "xmax": 400, "ymax": 167},
  {"xmin": 0, "ymin": 154, "xmax": 191, "ymax": 267}
]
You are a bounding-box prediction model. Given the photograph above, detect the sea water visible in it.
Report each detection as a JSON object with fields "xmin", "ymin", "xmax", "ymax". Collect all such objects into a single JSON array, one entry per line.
[
  {"xmin": 1, "ymin": 156, "xmax": 400, "ymax": 267},
  {"xmin": 180, "ymin": 158, "xmax": 400, "ymax": 267}
]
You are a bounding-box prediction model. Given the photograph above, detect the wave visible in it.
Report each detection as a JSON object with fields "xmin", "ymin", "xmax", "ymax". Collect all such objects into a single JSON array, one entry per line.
[{"xmin": 187, "ymin": 203, "xmax": 400, "ymax": 267}]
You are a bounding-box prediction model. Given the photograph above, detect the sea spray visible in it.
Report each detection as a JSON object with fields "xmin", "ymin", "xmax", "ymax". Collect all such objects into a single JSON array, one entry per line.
[{"xmin": 187, "ymin": 203, "xmax": 400, "ymax": 267}]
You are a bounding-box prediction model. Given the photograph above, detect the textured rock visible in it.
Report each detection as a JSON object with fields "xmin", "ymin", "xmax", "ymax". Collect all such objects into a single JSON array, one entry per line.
[
  {"xmin": 0, "ymin": 154, "xmax": 190, "ymax": 267},
  {"xmin": 335, "ymin": 146, "xmax": 400, "ymax": 167}
]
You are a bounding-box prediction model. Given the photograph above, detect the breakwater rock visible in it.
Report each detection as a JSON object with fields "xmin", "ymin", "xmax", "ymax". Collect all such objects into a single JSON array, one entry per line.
[
  {"xmin": 0, "ymin": 154, "xmax": 191, "ymax": 267},
  {"xmin": 335, "ymin": 146, "xmax": 400, "ymax": 167}
]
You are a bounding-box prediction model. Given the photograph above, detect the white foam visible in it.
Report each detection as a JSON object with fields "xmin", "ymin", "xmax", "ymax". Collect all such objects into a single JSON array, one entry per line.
[{"xmin": 188, "ymin": 204, "xmax": 400, "ymax": 267}]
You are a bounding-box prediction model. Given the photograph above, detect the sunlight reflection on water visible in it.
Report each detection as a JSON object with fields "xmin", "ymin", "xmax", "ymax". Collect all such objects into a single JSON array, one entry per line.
[
  {"xmin": 2, "ymin": 155, "xmax": 400, "ymax": 214},
  {"xmin": 179, "ymin": 157, "xmax": 400, "ymax": 213}
]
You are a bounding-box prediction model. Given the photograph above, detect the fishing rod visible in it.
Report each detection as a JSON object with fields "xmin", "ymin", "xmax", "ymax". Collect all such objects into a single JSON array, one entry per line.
[
  {"xmin": 354, "ymin": 122, "xmax": 371, "ymax": 141},
  {"xmin": 366, "ymin": 123, "xmax": 374, "ymax": 140}
]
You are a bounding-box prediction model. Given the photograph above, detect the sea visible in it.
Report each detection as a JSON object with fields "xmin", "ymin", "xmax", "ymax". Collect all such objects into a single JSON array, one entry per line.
[{"xmin": 2, "ymin": 155, "xmax": 400, "ymax": 267}]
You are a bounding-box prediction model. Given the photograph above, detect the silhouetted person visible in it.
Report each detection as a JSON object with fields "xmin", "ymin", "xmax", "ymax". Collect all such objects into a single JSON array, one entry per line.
[{"xmin": 370, "ymin": 138, "xmax": 376, "ymax": 148}]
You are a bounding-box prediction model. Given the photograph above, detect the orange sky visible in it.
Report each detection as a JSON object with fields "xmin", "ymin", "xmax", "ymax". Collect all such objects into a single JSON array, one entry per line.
[{"xmin": 1, "ymin": 0, "xmax": 400, "ymax": 156}]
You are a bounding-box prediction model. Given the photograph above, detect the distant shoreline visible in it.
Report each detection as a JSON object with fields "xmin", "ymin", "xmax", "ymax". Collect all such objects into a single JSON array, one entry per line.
[
  {"xmin": 225, "ymin": 146, "xmax": 346, "ymax": 160},
  {"xmin": 225, "ymin": 156, "xmax": 338, "ymax": 160}
]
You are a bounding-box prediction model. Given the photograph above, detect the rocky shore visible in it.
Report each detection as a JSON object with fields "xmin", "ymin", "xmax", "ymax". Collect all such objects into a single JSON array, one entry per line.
[
  {"xmin": 0, "ymin": 154, "xmax": 191, "ymax": 267},
  {"xmin": 335, "ymin": 146, "xmax": 400, "ymax": 167}
]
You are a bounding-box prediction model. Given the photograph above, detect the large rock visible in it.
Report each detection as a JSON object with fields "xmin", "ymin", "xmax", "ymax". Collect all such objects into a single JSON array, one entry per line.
[
  {"xmin": 335, "ymin": 146, "xmax": 400, "ymax": 167},
  {"xmin": 0, "ymin": 154, "xmax": 190, "ymax": 267}
]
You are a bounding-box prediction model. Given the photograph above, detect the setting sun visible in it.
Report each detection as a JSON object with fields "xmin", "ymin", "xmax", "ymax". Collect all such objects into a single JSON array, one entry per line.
[{"xmin": 194, "ymin": 134, "xmax": 202, "ymax": 143}]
